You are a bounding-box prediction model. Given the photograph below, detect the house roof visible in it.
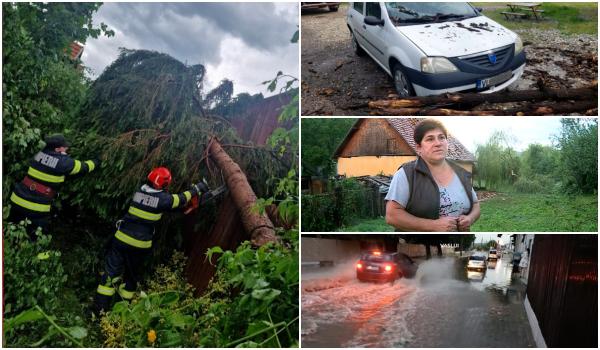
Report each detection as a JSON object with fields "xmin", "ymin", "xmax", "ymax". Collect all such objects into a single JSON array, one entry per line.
[
  {"xmin": 333, "ymin": 118, "xmax": 476, "ymax": 162},
  {"xmin": 69, "ymin": 42, "xmax": 84, "ymax": 61}
]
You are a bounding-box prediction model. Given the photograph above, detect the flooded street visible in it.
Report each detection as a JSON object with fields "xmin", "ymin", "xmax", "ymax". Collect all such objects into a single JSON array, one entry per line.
[{"xmin": 301, "ymin": 255, "xmax": 536, "ymax": 348}]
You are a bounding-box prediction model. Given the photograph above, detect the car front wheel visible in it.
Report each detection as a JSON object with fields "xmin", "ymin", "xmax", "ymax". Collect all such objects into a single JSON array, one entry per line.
[
  {"xmin": 392, "ymin": 64, "xmax": 415, "ymax": 97},
  {"xmin": 351, "ymin": 31, "xmax": 365, "ymax": 56}
]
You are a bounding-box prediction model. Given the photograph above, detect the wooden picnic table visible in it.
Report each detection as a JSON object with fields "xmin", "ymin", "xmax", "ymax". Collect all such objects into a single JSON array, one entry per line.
[{"xmin": 505, "ymin": 2, "xmax": 544, "ymax": 20}]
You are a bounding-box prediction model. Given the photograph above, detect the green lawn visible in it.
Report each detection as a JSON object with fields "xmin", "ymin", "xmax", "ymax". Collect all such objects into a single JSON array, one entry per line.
[
  {"xmin": 337, "ymin": 193, "xmax": 597, "ymax": 232},
  {"xmin": 472, "ymin": 2, "xmax": 598, "ymax": 35},
  {"xmin": 337, "ymin": 217, "xmax": 393, "ymax": 232},
  {"xmin": 472, "ymin": 193, "xmax": 597, "ymax": 232}
]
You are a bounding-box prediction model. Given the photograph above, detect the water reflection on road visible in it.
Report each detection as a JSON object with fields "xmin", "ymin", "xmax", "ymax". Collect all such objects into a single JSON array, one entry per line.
[{"xmin": 301, "ymin": 255, "xmax": 535, "ymax": 348}]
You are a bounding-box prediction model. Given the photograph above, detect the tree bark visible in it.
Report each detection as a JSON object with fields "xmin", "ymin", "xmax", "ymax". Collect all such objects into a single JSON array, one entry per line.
[
  {"xmin": 371, "ymin": 99, "xmax": 598, "ymax": 116},
  {"xmin": 208, "ymin": 138, "xmax": 278, "ymax": 246},
  {"xmin": 369, "ymin": 86, "xmax": 598, "ymax": 111}
]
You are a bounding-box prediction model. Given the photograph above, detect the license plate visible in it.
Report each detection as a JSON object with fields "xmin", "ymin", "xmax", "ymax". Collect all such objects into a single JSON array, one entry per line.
[
  {"xmin": 476, "ymin": 70, "xmax": 512, "ymax": 89},
  {"xmin": 366, "ymin": 266, "xmax": 378, "ymax": 271}
]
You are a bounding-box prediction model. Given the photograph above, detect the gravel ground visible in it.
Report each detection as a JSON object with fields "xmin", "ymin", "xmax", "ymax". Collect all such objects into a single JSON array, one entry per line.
[{"xmin": 301, "ymin": 6, "xmax": 598, "ymax": 116}]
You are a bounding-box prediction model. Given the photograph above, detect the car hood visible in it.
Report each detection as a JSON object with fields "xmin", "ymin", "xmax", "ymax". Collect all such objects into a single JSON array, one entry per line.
[{"xmin": 395, "ymin": 16, "xmax": 516, "ymax": 58}]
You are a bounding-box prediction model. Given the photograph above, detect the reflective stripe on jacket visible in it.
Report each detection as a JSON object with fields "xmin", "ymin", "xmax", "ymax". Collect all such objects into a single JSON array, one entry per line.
[
  {"xmin": 114, "ymin": 184, "xmax": 198, "ymax": 248},
  {"xmin": 10, "ymin": 149, "xmax": 98, "ymax": 213}
]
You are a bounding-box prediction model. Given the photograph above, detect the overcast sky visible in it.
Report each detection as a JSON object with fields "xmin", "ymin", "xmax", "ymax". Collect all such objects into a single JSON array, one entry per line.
[
  {"xmin": 440, "ymin": 116, "xmax": 564, "ymax": 153},
  {"xmin": 82, "ymin": 2, "xmax": 299, "ymax": 97}
]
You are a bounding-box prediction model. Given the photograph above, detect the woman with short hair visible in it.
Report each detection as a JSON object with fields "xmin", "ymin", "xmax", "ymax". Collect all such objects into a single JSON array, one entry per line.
[{"xmin": 385, "ymin": 119, "xmax": 480, "ymax": 231}]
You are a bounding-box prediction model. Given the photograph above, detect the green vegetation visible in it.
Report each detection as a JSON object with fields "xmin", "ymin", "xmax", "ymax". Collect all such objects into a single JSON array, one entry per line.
[
  {"xmin": 335, "ymin": 193, "xmax": 597, "ymax": 232},
  {"xmin": 476, "ymin": 119, "xmax": 597, "ymax": 196},
  {"xmin": 2, "ymin": 2, "xmax": 113, "ymax": 199},
  {"xmin": 3, "ymin": 3, "xmax": 299, "ymax": 347},
  {"xmin": 471, "ymin": 193, "xmax": 597, "ymax": 232},
  {"xmin": 472, "ymin": 2, "xmax": 598, "ymax": 35},
  {"xmin": 302, "ymin": 178, "xmax": 381, "ymax": 232},
  {"xmin": 337, "ymin": 217, "xmax": 393, "ymax": 232},
  {"xmin": 301, "ymin": 118, "xmax": 356, "ymax": 176}
]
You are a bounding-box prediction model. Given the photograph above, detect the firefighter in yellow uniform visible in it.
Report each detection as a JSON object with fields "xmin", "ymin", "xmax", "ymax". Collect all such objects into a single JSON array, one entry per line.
[
  {"xmin": 94, "ymin": 167, "xmax": 209, "ymax": 313},
  {"xmin": 8, "ymin": 134, "xmax": 99, "ymax": 237}
]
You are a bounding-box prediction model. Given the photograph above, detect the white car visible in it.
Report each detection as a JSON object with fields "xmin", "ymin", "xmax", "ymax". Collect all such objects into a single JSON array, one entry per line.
[
  {"xmin": 488, "ymin": 249, "xmax": 498, "ymax": 260},
  {"xmin": 467, "ymin": 254, "xmax": 487, "ymax": 271},
  {"xmin": 346, "ymin": 2, "xmax": 526, "ymax": 96}
]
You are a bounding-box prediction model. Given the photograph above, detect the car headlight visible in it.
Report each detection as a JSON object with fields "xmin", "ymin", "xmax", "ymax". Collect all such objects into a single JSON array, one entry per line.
[
  {"xmin": 514, "ymin": 35, "xmax": 523, "ymax": 54},
  {"xmin": 420, "ymin": 57, "xmax": 458, "ymax": 74}
]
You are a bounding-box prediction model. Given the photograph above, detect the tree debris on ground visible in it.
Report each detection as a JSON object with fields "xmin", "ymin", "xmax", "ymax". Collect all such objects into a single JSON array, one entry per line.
[{"xmin": 368, "ymin": 84, "xmax": 598, "ymax": 116}]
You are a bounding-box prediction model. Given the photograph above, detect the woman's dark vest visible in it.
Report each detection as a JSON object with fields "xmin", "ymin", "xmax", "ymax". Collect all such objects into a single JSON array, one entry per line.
[{"xmin": 400, "ymin": 158, "xmax": 474, "ymax": 219}]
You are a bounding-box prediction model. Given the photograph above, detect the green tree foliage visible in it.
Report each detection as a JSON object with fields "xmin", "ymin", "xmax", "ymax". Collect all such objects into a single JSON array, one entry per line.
[
  {"xmin": 557, "ymin": 118, "xmax": 598, "ymax": 194},
  {"xmin": 67, "ymin": 49, "xmax": 288, "ymax": 226},
  {"xmin": 521, "ymin": 143, "xmax": 560, "ymax": 178},
  {"xmin": 475, "ymin": 131, "xmax": 521, "ymax": 190},
  {"xmin": 301, "ymin": 118, "xmax": 357, "ymax": 176},
  {"xmin": 2, "ymin": 2, "xmax": 113, "ymax": 198}
]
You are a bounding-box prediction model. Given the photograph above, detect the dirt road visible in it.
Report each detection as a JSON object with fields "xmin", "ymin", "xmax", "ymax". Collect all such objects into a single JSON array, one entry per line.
[{"xmin": 301, "ymin": 5, "xmax": 598, "ymax": 116}]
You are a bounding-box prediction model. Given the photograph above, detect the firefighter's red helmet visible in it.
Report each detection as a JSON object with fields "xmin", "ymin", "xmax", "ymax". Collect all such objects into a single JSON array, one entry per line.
[{"xmin": 147, "ymin": 167, "xmax": 172, "ymax": 190}]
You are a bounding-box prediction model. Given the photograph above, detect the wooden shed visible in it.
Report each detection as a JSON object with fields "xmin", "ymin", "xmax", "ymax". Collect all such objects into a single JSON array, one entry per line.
[{"xmin": 333, "ymin": 118, "xmax": 476, "ymax": 177}]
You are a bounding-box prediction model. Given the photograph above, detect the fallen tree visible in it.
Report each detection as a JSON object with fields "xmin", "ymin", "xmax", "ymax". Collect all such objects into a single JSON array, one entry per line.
[
  {"xmin": 368, "ymin": 85, "xmax": 598, "ymax": 115},
  {"xmin": 67, "ymin": 48, "xmax": 292, "ymax": 272},
  {"xmin": 207, "ymin": 137, "xmax": 278, "ymax": 246}
]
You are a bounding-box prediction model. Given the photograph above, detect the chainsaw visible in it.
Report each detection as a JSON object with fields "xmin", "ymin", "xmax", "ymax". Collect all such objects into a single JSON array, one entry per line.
[{"xmin": 183, "ymin": 185, "xmax": 228, "ymax": 215}]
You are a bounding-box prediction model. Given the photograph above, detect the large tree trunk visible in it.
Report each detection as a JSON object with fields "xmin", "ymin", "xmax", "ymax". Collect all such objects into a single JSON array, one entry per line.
[{"xmin": 208, "ymin": 138, "xmax": 278, "ymax": 246}]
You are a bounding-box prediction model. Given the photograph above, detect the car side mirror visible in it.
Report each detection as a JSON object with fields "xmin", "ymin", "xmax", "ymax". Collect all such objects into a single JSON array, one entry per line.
[
  {"xmin": 364, "ymin": 16, "xmax": 384, "ymax": 26},
  {"xmin": 476, "ymin": 7, "xmax": 483, "ymax": 12}
]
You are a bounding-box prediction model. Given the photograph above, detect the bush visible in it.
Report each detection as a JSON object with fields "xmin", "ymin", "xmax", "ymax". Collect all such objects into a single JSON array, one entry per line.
[
  {"xmin": 513, "ymin": 175, "xmax": 556, "ymax": 194},
  {"xmin": 302, "ymin": 178, "xmax": 381, "ymax": 231},
  {"xmin": 3, "ymin": 221, "xmax": 75, "ymax": 346},
  {"xmin": 201, "ymin": 241, "xmax": 299, "ymax": 347},
  {"xmin": 98, "ymin": 241, "xmax": 299, "ymax": 348},
  {"xmin": 3, "ymin": 222, "xmax": 67, "ymax": 317}
]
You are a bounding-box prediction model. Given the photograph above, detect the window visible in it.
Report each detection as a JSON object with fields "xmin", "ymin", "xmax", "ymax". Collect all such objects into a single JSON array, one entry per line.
[
  {"xmin": 366, "ymin": 2, "xmax": 381, "ymax": 19},
  {"xmin": 353, "ymin": 2, "xmax": 364, "ymax": 14}
]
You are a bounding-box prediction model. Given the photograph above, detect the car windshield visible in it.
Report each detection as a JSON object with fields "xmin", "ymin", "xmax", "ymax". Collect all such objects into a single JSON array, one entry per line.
[
  {"xmin": 490, "ymin": 250, "xmax": 497, "ymax": 254},
  {"xmin": 362, "ymin": 253, "xmax": 393, "ymax": 262},
  {"xmin": 470, "ymin": 255, "xmax": 486, "ymax": 261},
  {"xmin": 385, "ymin": 2, "xmax": 479, "ymax": 26}
]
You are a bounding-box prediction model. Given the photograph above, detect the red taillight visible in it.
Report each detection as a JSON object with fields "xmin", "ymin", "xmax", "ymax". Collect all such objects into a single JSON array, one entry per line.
[
  {"xmin": 356, "ymin": 262, "xmax": 363, "ymax": 269},
  {"xmin": 384, "ymin": 264, "xmax": 392, "ymax": 272}
]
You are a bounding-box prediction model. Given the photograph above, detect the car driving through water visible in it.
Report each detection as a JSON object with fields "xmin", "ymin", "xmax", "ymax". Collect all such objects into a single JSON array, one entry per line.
[
  {"xmin": 467, "ymin": 253, "xmax": 487, "ymax": 271},
  {"xmin": 356, "ymin": 251, "xmax": 418, "ymax": 282}
]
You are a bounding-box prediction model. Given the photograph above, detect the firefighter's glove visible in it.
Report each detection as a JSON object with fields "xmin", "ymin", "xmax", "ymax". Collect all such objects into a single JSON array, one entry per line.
[
  {"xmin": 200, "ymin": 191, "xmax": 214, "ymax": 202},
  {"xmin": 193, "ymin": 181, "xmax": 210, "ymax": 194}
]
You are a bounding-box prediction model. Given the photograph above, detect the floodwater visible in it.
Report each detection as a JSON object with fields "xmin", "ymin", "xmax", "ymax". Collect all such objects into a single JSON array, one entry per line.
[{"xmin": 301, "ymin": 255, "xmax": 535, "ymax": 348}]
